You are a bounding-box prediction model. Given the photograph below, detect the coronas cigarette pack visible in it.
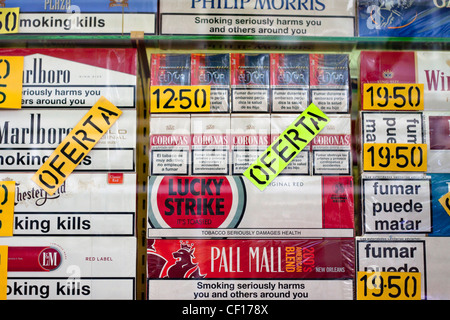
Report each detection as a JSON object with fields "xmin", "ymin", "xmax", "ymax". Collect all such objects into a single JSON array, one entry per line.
[
  {"xmin": 147, "ymin": 238, "xmax": 355, "ymax": 300},
  {"xmin": 147, "ymin": 175, "xmax": 354, "ymax": 238},
  {"xmin": 1, "ymin": 237, "xmax": 136, "ymax": 299}
]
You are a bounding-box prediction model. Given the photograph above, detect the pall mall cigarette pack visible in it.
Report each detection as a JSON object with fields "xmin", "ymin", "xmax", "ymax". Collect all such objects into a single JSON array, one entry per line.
[
  {"xmin": 147, "ymin": 238, "xmax": 355, "ymax": 300},
  {"xmin": 3, "ymin": 0, "xmax": 157, "ymax": 35},
  {"xmin": 0, "ymin": 236, "xmax": 136, "ymax": 299}
]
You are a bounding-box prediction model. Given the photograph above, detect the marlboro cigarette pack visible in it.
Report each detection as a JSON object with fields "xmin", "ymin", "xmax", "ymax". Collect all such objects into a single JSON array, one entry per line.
[
  {"xmin": 147, "ymin": 238, "xmax": 355, "ymax": 300},
  {"xmin": 0, "ymin": 172, "xmax": 136, "ymax": 236},
  {"xmin": 3, "ymin": 0, "xmax": 157, "ymax": 35},
  {"xmin": 191, "ymin": 53, "xmax": 230, "ymax": 113},
  {"xmin": 0, "ymin": 237, "xmax": 136, "ymax": 299},
  {"xmin": 230, "ymin": 53, "xmax": 270, "ymax": 112},
  {"xmin": 147, "ymin": 175, "xmax": 354, "ymax": 238},
  {"xmin": 357, "ymin": 237, "xmax": 450, "ymax": 300}
]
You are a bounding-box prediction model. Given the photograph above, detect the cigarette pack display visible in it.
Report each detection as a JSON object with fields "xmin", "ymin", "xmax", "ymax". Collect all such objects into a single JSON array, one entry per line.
[
  {"xmin": 360, "ymin": 51, "xmax": 450, "ymax": 111},
  {"xmin": 0, "ymin": 48, "xmax": 137, "ymax": 109},
  {"xmin": 159, "ymin": 0, "xmax": 355, "ymax": 37},
  {"xmin": 191, "ymin": 53, "xmax": 230, "ymax": 113},
  {"xmin": 424, "ymin": 112, "xmax": 450, "ymax": 173},
  {"xmin": 3, "ymin": 0, "xmax": 157, "ymax": 35},
  {"xmin": 429, "ymin": 174, "xmax": 450, "ymax": 236},
  {"xmin": 230, "ymin": 53, "xmax": 270, "ymax": 112},
  {"xmin": 1, "ymin": 237, "xmax": 136, "ymax": 299},
  {"xmin": 0, "ymin": 109, "xmax": 136, "ymax": 172},
  {"xmin": 358, "ymin": 0, "xmax": 449, "ymax": 38},
  {"xmin": 0, "ymin": 172, "xmax": 136, "ymax": 236},
  {"xmin": 270, "ymin": 53, "xmax": 309, "ymax": 113},
  {"xmin": 150, "ymin": 54, "xmax": 191, "ymax": 86},
  {"xmin": 190, "ymin": 114, "xmax": 230, "ymax": 175},
  {"xmin": 310, "ymin": 54, "xmax": 350, "ymax": 113},
  {"xmin": 147, "ymin": 238, "xmax": 355, "ymax": 300},
  {"xmin": 150, "ymin": 114, "xmax": 191, "ymax": 176},
  {"xmin": 360, "ymin": 173, "xmax": 432, "ymax": 235},
  {"xmin": 147, "ymin": 175, "xmax": 354, "ymax": 238},
  {"xmin": 230, "ymin": 114, "xmax": 270, "ymax": 175},
  {"xmin": 356, "ymin": 237, "xmax": 450, "ymax": 300},
  {"xmin": 270, "ymin": 114, "xmax": 310, "ymax": 175}
]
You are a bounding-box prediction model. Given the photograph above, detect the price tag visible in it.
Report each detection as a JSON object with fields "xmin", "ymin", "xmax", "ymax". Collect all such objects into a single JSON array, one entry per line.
[
  {"xmin": 357, "ymin": 271, "xmax": 421, "ymax": 300},
  {"xmin": 363, "ymin": 143, "xmax": 427, "ymax": 172},
  {"xmin": 0, "ymin": 246, "xmax": 7, "ymax": 300},
  {"xmin": 150, "ymin": 86, "xmax": 210, "ymax": 113},
  {"xmin": 363, "ymin": 83, "xmax": 424, "ymax": 111},
  {"xmin": 0, "ymin": 7, "xmax": 19, "ymax": 34},
  {"xmin": 0, "ymin": 56, "xmax": 24, "ymax": 109},
  {"xmin": 0, "ymin": 181, "xmax": 14, "ymax": 237},
  {"xmin": 32, "ymin": 97, "xmax": 122, "ymax": 195},
  {"xmin": 243, "ymin": 103, "xmax": 329, "ymax": 191}
]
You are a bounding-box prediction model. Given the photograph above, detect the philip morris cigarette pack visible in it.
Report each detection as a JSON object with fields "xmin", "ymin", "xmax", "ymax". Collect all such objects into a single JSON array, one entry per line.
[
  {"xmin": 230, "ymin": 53, "xmax": 270, "ymax": 113},
  {"xmin": 147, "ymin": 175, "xmax": 354, "ymax": 238},
  {"xmin": 360, "ymin": 51, "xmax": 450, "ymax": 111},
  {"xmin": 0, "ymin": 48, "xmax": 137, "ymax": 109},
  {"xmin": 159, "ymin": 0, "xmax": 355, "ymax": 37},
  {"xmin": 230, "ymin": 114, "xmax": 270, "ymax": 175},
  {"xmin": 150, "ymin": 114, "xmax": 191, "ymax": 176},
  {"xmin": 310, "ymin": 54, "xmax": 350, "ymax": 113},
  {"xmin": 423, "ymin": 112, "xmax": 450, "ymax": 173},
  {"xmin": 150, "ymin": 53, "xmax": 191, "ymax": 87},
  {"xmin": 270, "ymin": 114, "xmax": 310, "ymax": 175},
  {"xmin": 0, "ymin": 172, "xmax": 136, "ymax": 236},
  {"xmin": 270, "ymin": 53, "xmax": 309, "ymax": 113},
  {"xmin": 191, "ymin": 53, "xmax": 230, "ymax": 113},
  {"xmin": 356, "ymin": 237, "xmax": 450, "ymax": 300},
  {"xmin": 360, "ymin": 173, "xmax": 432, "ymax": 236},
  {"xmin": 190, "ymin": 114, "xmax": 230, "ymax": 175},
  {"xmin": 358, "ymin": 0, "xmax": 449, "ymax": 38},
  {"xmin": 3, "ymin": 0, "xmax": 157, "ymax": 35},
  {"xmin": 0, "ymin": 109, "xmax": 136, "ymax": 172},
  {"xmin": 0, "ymin": 237, "xmax": 136, "ymax": 299},
  {"xmin": 147, "ymin": 238, "xmax": 355, "ymax": 300}
]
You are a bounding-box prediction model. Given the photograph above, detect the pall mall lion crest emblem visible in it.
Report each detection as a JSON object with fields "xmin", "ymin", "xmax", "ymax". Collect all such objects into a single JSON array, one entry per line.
[{"xmin": 147, "ymin": 240, "xmax": 206, "ymax": 279}]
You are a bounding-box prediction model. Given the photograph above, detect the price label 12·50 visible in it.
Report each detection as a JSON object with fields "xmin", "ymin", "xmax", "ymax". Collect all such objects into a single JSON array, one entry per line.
[
  {"xmin": 363, "ymin": 143, "xmax": 427, "ymax": 172},
  {"xmin": 150, "ymin": 86, "xmax": 210, "ymax": 113}
]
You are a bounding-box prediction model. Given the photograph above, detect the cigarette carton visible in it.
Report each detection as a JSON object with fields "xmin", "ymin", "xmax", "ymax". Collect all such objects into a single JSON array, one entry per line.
[
  {"xmin": 230, "ymin": 53, "xmax": 270, "ymax": 112},
  {"xmin": 150, "ymin": 114, "xmax": 191, "ymax": 176},
  {"xmin": 147, "ymin": 175, "xmax": 354, "ymax": 238},
  {"xmin": 0, "ymin": 172, "xmax": 136, "ymax": 236},
  {"xmin": 0, "ymin": 237, "xmax": 136, "ymax": 299},
  {"xmin": 147, "ymin": 238, "xmax": 355, "ymax": 300}
]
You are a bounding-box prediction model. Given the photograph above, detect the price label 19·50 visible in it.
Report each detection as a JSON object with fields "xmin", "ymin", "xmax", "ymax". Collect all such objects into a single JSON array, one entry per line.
[
  {"xmin": 0, "ymin": 56, "xmax": 24, "ymax": 109},
  {"xmin": 357, "ymin": 272, "xmax": 421, "ymax": 300},
  {"xmin": 363, "ymin": 83, "xmax": 424, "ymax": 111},
  {"xmin": 0, "ymin": 8, "xmax": 19, "ymax": 34},
  {"xmin": 150, "ymin": 86, "xmax": 210, "ymax": 113},
  {"xmin": 363, "ymin": 143, "xmax": 427, "ymax": 172}
]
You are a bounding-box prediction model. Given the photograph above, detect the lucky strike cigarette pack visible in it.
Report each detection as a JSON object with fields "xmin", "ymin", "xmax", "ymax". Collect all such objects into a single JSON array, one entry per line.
[
  {"xmin": 357, "ymin": 237, "xmax": 450, "ymax": 300},
  {"xmin": 360, "ymin": 51, "xmax": 450, "ymax": 111},
  {"xmin": 230, "ymin": 53, "xmax": 270, "ymax": 113},
  {"xmin": 0, "ymin": 172, "xmax": 136, "ymax": 236},
  {"xmin": 147, "ymin": 175, "xmax": 354, "ymax": 239},
  {"xmin": 147, "ymin": 238, "xmax": 354, "ymax": 300},
  {"xmin": 1, "ymin": 236, "xmax": 136, "ymax": 299},
  {"xmin": 3, "ymin": 0, "xmax": 157, "ymax": 35}
]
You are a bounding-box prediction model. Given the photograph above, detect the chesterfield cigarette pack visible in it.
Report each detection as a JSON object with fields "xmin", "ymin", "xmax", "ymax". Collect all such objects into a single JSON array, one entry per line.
[
  {"xmin": 1, "ymin": 237, "xmax": 136, "ymax": 299},
  {"xmin": 159, "ymin": 0, "xmax": 355, "ymax": 37},
  {"xmin": 0, "ymin": 172, "xmax": 136, "ymax": 236},
  {"xmin": 191, "ymin": 53, "xmax": 230, "ymax": 113},
  {"xmin": 3, "ymin": 0, "xmax": 157, "ymax": 35},
  {"xmin": 270, "ymin": 53, "xmax": 309, "ymax": 113},
  {"xmin": 147, "ymin": 238, "xmax": 355, "ymax": 300},
  {"xmin": 230, "ymin": 53, "xmax": 270, "ymax": 112},
  {"xmin": 357, "ymin": 237, "xmax": 450, "ymax": 300},
  {"xmin": 150, "ymin": 114, "xmax": 191, "ymax": 176},
  {"xmin": 147, "ymin": 175, "xmax": 354, "ymax": 238}
]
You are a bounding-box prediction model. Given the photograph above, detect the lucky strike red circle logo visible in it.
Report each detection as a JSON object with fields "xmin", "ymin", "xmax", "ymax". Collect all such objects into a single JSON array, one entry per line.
[{"xmin": 156, "ymin": 176, "xmax": 233, "ymax": 228}]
